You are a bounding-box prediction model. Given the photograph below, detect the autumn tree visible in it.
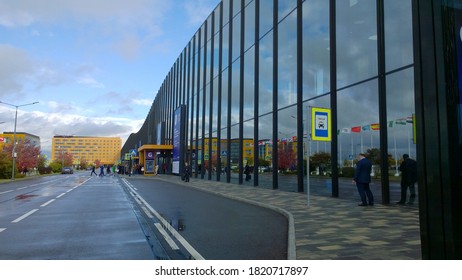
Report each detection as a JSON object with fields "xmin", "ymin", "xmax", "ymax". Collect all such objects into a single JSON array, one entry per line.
[
  {"xmin": 277, "ymin": 144, "xmax": 296, "ymax": 173},
  {"xmin": 2, "ymin": 138, "xmax": 41, "ymax": 174},
  {"xmin": 53, "ymin": 151, "xmax": 74, "ymax": 167}
]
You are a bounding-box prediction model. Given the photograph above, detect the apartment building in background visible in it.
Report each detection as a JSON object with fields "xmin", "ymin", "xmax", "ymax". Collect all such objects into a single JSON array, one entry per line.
[
  {"xmin": 0, "ymin": 132, "xmax": 41, "ymax": 150},
  {"xmin": 51, "ymin": 135, "xmax": 121, "ymax": 166}
]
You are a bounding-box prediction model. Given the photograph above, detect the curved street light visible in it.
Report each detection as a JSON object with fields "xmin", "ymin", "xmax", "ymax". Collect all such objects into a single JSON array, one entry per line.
[{"xmin": 0, "ymin": 101, "xmax": 39, "ymax": 180}]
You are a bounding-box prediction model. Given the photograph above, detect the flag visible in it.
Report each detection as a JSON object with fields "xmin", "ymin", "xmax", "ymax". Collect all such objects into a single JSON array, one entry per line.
[
  {"xmin": 406, "ymin": 116, "xmax": 413, "ymax": 123},
  {"xmin": 351, "ymin": 126, "xmax": 361, "ymax": 133},
  {"xmin": 341, "ymin": 128, "xmax": 351, "ymax": 133},
  {"xmin": 0, "ymin": 137, "xmax": 4, "ymax": 142},
  {"xmin": 362, "ymin": 125, "xmax": 371, "ymax": 131},
  {"xmin": 395, "ymin": 118, "xmax": 406, "ymax": 125},
  {"xmin": 371, "ymin": 123, "xmax": 380, "ymax": 130},
  {"xmin": 388, "ymin": 121, "xmax": 394, "ymax": 127}
]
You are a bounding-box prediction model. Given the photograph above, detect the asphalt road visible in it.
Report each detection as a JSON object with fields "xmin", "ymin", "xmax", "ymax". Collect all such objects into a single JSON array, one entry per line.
[
  {"xmin": 0, "ymin": 173, "xmax": 288, "ymax": 260},
  {"xmin": 123, "ymin": 176, "xmax": 288, "ymax": 260}
]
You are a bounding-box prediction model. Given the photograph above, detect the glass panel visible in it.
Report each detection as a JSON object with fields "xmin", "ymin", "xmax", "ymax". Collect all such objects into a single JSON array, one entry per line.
[
  {"xmin": 206, "ymin": 39, "xmax": 212, "ymax": 86},
  {"xmin": 384, "ymin": 0, "xmax": 413, "ymax": 71},
  {"xmin": 230, "ymin": 124, "xmax": 240, "ymax": 184},
  {"xmin": 214, "ymin": 4, "xmax": 221, "ymax": 37},
  {"xmin": 336, "ymin": 0, "xmax": 377, "ymax": 88},
  {"xmin": 220, "ymin": 68, "xmax": 229, "ymax": 182},
  {"xmin": 278, "ymin": 0, "xmax": 297, "ymax": 20},
  {"xmin": 337, "ymin": 79, "xmax": 380, "ymax": 195},
  {"xmin": 223, "ymin": 0, "xmax": 230, "ymax": 26},
  {"xmin": 245, "ymin": 0, "xmax": 256, "ymax": 51},
  {"xmin": 303, "ymin": 0, "xmax": 330, "ymax": 101},
  {"xmin": 222, "ymin": 24, "xmax": 230, "ymax": 70},
  {"xmin": 232, "ymin": 11, "xmax": 241, "ymax": 62},
  {"xmin": 277, "ymin": 105, "xmax": 297, "ymax": 191},
  {"xmin": 260, "ymin": 0, "xmax": 274, "ymax": 38},
  {"xmin": 278, "ymin": 11, "xmax": 297, "ymax": 109},
  {"xmin": 258, "ymin": 113, "xmax": 273, "ymax": 189},
  {"xmin": 212, "ymin": 77, "xmax": 219, "ymax": 133},
  {"xmin": 386, "ymin": 68, "xmax": 416, "ymax": 184},
  {"xmin": 214, "ymin": 32, "xmax": 220, "ymax": 79},
  {"xmin": 243, "ymin": 119, "xmax": 255, "ymax": 185},
  {"xmin": 233, "ymin": 0, "xmax": 241, "ymax": 17},
  {"xmin": 231, "ymin": 60, "xmax": 241, "ymax": 125},
  {"xmin": 259, "ymin": 31, "xmax": 273, "ymax": 115},
  {"xmin": 244, "ymin": 46, "xmax": 255, "ymax": 120}
]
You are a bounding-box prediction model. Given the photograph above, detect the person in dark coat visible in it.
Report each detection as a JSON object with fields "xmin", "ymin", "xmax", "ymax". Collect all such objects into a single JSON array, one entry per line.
[
  {"xmin": 244, "ymin": 164, "xmax": 251, "ymax": 181},
  {"xmin": 353, "ymin": 153, "xmax": 374, "ymax": 206},
  {"xmin": 397, "ymin": 154, "xmax": 417, "ymax": 205},
  {"xmin": 184, "ymin": 162, "xmax": 191, "ymax": 182},
  {"xmin": 90, "ymin": 166, "xmax": 97, "ymax": 176}
]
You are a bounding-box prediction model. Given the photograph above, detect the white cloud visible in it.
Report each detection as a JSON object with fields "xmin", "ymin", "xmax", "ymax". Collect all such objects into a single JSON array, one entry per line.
[
  {"xmin": 77, "ymin": 76, "xmax": 105, "ymax": 88},
  {"xmin": 184, "ymin": 0, "xmax": 217, "ymax": 26}
]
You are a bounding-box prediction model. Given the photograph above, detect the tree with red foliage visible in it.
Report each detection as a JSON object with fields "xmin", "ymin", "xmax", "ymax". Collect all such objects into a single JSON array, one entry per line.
[
  {"xmin": 277, "ymin": 143, "xmax": 296, "ymax": 173},
  {"xmin": 2, "ymin": 138, "xmax": 41, "ymax": 173},
  {"xmin": 54, "ymin": 151, "xmax": 74, "ymax": 167}
]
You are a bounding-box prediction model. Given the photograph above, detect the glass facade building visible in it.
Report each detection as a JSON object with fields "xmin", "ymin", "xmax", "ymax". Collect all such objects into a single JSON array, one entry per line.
[
  {"xmin": 124, "ymin": 0, "xmax": 415, "ymax": 193},
  {"xmin": 122, "ymin": 0, "xmax": 462, "ymax": 258}
]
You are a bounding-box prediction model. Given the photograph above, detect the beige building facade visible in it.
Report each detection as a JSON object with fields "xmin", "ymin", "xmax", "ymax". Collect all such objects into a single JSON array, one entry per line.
[{"xmin": 51, "ymin": 135, "xmax": 121, "ymax": 166}]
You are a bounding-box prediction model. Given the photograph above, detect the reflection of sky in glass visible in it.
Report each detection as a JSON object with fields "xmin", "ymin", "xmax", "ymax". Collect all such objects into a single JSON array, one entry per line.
[
  {"xmin": 385, "ymin": 0, "xmax": 413, "ymax": 71},
  {"xmin": 336, "ymin": 0, "xmax": 378, "ymax": 88},
  {"xmin": 303, "ymin": 0, "xmax": 330, "ymax": 100}
]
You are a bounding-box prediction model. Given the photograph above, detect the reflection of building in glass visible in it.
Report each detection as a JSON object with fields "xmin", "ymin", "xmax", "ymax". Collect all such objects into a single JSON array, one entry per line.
[{"xmin": 122, "ymin": 0, "xmax": 417, "ymax": 191}]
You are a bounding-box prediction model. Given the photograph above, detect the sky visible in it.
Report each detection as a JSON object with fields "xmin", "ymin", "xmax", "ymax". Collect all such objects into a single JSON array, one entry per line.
[{"xmin": 0, "ymin": 0, "xmax": 220, "ymax": 157}]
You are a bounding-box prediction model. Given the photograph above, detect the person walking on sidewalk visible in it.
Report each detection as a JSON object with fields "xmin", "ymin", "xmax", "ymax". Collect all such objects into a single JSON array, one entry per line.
[
  {"xmin": 353, "ymin": 153, "xmax": 374, "ymax": 206},
  {"xmin": 397, "ymin": 154, "xmax": 417, "ymax": 205},
  {"xmin": 184, "ymin": 162, "xmax": 191, "ymax": 182}
]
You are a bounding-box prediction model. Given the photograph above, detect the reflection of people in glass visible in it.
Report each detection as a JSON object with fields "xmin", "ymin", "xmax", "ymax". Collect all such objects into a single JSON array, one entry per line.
[
  {"xmin": 184, "ymin": 162, "xmax": 190, "ymax": 182},
  {"xmin": 244, "ymin": 164, "xmax": 251, "ymax": 181},
  {"xmin": 353, "ymin": 153, "xmax": 374, "ymax": 206},
  {"xmin": 397, "ymin": 154, "xmax": 417, "ymax": 205}
]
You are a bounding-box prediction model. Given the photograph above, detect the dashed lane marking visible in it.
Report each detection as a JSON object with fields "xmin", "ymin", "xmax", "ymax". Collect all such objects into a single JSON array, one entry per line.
[
  {"xmin": 56, "ymin": 193, "xmax": 66, "ymax": 199},
  {"xmin": 11, "ymin": 209, "xmax": 39, "ymax": 223},
  {"xmin": 0, "ymin": 228, "xmax": 6, "ymax": 233},
  {"xmin": 40, "ymin": 199, "xmax": 56, "ymax": 207}
]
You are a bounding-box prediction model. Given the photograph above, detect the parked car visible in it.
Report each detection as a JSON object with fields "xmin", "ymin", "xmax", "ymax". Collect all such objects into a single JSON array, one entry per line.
[{"xmin": 62, "ymin": 167, "xmax": 73, "ymax": 174}]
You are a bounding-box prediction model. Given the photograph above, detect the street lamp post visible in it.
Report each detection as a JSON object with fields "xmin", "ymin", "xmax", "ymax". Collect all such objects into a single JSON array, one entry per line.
[{"xmin": 0, "ymin": 101, "xmax": 39, "ymax": 180}]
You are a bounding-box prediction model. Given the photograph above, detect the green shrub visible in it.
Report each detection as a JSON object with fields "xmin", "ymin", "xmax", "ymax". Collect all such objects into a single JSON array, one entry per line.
[{"xmin": 341, "ymin": 167, "xmax": 355, "ymax": 178}]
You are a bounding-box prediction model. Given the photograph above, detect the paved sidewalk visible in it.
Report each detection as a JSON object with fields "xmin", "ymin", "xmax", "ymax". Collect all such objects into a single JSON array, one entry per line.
[{"xmin": 143, "ymin": 174, "xmax": 421, "ymax": 260}]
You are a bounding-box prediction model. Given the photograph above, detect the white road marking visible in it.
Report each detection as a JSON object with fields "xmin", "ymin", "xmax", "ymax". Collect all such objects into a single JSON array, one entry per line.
[
  {"xmin": 0, "ymin": 228, "xmax": 6, "ymax": 233},
  {"xmin": 16, "ymin": 187, "xmax": 28, "ymax": 190},
  {"xmin": 141, "ymin": 206, "xmax": 154, "ymax": 219},
  {"xmin": 0, "ymin": 190, "xmax": 14, "ymax": 195},
  {"xmin": 154, "ymin": 223, "xmax": 180, "ymax": 250},
  {"xmin": 122, "ymin": 178, "xmax": 205, "ymax": 260},
  {"xmin": 56, "ymin": 193, "xmax": 66, "ymax": 198},
  {"xmin": 11, "ymin": 209, "xmax": 39, "ymax": 223},
  {"xmin": 41, "ymin": 199, "xmax": 56, "ymax": 207}
]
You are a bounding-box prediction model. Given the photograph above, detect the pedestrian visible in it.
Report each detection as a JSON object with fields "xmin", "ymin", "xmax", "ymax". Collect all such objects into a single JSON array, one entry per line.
[
  {"xmin": 397, "ymin": 154, "xmax": 417, "ymax": 205},
  {"xmin": 90, "ymin": 166, "xmax": 97, "ymax": 176},
  {"xmin": 106, "ymin": 165, "xmax": 111, "ymax": 175},
  {"xmin": 111, "ymin": 165, "xmax": 116, "ymax": 176},
  {"xmin": 184, "ymin": 162, "xmax": 191, "ymax": 182},
  {"xmin": 244, "ymin": 164, "xmax": 251, "ymax": 181},
  {"xmin": 99, "ymin": 165, "xmax": 105, "ymax": 177},
  {"xmin": 353, "ymin": 153, "xmax": 374, "ymax": 206}
]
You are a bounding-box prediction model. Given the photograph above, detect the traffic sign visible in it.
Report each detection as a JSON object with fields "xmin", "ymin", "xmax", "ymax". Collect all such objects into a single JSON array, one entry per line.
[{"xmin": 311, "ymin": 107, "xmax": 331, "ymax": 141}]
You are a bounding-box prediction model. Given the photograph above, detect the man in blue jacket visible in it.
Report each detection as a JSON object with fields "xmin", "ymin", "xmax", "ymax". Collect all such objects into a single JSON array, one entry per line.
[{"xmin": 354, "ymin": 153, "xmax": 374, "ymax": 206}]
